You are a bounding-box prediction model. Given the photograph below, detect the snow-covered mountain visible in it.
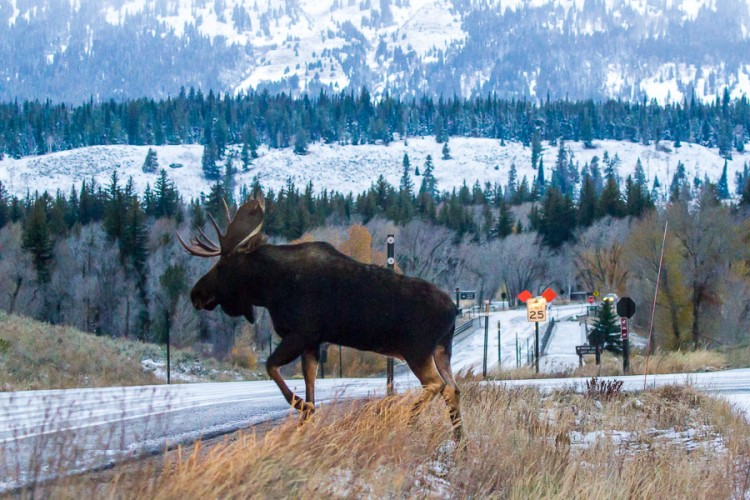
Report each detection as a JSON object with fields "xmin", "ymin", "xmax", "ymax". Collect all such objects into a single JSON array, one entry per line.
[
  {"xmin": 2, "ymin": 0, "xmax": 750, "ymax": 103},
  {"xmin": 1, "ymin": 137, "xmax": 744, "ymax": 201}
]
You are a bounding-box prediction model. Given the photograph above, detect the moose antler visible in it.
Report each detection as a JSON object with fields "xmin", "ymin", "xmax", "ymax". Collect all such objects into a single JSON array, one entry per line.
[{"xmin": 178, "ymin": 193, "xmax": 266, "ymax": 257}]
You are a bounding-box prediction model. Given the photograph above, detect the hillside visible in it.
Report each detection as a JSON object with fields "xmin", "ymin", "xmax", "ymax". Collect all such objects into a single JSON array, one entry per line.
[
  {"xmin": 2, "ymin": 0, "xmax": 750, "ymax": 102},
  {"xmin": 1, "ymin": 137, "xmax": 746, "ymax": 200},
  {"xmin": 0, "ymin": 312, "xmax": 261, "ymax": 391}
]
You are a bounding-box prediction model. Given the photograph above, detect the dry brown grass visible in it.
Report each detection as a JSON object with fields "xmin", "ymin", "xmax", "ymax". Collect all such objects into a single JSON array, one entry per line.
[
  {"xmin": 490, "ymin": 349, "xmax": 730, "ymax": 380},
  {"xmin": 0, "ymin": 311, "xmax": 158, "ymax": 390},
  {"xmin": 0, "ymin": 312, "xmax": 263, "ymax": 391},
  {"xmin": 50, "ymin": 381, "xmax": 749, "ymax": 499}
]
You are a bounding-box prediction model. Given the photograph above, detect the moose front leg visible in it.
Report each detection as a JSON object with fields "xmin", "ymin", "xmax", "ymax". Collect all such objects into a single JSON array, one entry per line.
[{"xmin": 266, "ymin": 336, "xmax": 308, "ymax": 413}]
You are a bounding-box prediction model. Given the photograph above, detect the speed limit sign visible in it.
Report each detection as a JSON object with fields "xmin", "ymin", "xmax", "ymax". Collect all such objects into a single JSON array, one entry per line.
[{"xmin": 526, "ymin": 297, "xmax": 547, "ymax": 323}]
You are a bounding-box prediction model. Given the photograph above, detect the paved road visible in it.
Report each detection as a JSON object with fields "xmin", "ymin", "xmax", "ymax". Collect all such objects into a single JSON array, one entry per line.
[{"xmin": 2, "ymin": 304, "xmax": 749, "ymax": 492}]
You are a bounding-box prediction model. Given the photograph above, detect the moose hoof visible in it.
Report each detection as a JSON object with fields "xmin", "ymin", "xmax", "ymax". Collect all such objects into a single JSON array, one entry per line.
[{"xmin": 301, "ymin": 401, "xmax": 315, "ymax": 416}]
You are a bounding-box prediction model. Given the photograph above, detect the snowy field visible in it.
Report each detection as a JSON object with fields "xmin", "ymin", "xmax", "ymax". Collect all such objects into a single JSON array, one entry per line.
[
  {"xmin": 450, "ymin": 303, "xmax": 587, "ymax": 375},
  {"xmin": 0, "ymin": 138, "xmax": 746, "ymax": 201}
]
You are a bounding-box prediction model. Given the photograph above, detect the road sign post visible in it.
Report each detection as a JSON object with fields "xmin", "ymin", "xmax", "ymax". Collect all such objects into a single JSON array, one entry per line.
[
  {"xmin": 497, "ymin": 320, "xmax": 502, "ymax": 369},
  {"xmin": 483, "ymin": 301, "xmax": 489, "ymax": 378},
  {"xmin": 535, "ymin": 322, "xmax": 540, "ymax": 373},
  {"xmin": 525, "ymin": 296, "xmax": 547, "ymax": 373},
  {"xmin": 617, "ymin": 296, "xmax": 636, "ymax": 374},
  {"xmin": 621, "ymin": 317, "xmax": 630, "ymax": 373},
  {"xmin": 576, "ymin": 344, "xmax": 601, "ymax": 367},
  {"xmin": 166, "ymin": 315, "xmax": 171, "ymax": 385},
  {"xmin": 386, "ymin": 234, "xmax": 395, "ymax": 395}
]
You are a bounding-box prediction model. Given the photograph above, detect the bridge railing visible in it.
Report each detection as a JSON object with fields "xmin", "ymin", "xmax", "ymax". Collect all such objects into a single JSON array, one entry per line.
[{"xmin": 540, "ymin": 317, "xmax": 556, "ymax": 356}]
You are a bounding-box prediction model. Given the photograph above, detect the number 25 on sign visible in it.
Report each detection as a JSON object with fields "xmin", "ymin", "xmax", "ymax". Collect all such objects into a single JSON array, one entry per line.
[{"xmin": 526, "ymin": 297, "xmax": 547, "ymax": 322}]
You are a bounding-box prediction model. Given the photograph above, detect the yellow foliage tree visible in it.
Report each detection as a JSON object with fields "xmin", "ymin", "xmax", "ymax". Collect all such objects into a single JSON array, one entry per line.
[{"xmin": 339, "ymin": 225, "xmax": 372, "ymax": 264}]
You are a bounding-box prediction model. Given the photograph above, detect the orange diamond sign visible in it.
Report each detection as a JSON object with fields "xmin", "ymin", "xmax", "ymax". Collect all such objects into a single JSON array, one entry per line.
[
  {"xmin": 517, "ymin": 290, "xmax": 532, "ymax": 303},
  {"xmin": 541, "ymin": 287, "xmax": 557, "ymax": 303}
]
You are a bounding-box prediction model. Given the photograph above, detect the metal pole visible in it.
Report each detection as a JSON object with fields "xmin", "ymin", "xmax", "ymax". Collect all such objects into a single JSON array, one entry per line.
[
  {"xmin": 623, "ymin": 318, "xmax": 630, "ymax": 374},
  {"xmin": 535, "ymin": 322, "xmax": 540, "ymax": 374},
  {"xmin": 482, "ymin": 301, "xmax": 489, "ymax": 378},
  {"xmin": 386, "ymin": 234, "xmax": 395, "ymax": 395},
  {"xmin": 166, "ymin": 313, "xmax": 171, "ymax": 385},
  {"xmin": 339, "ymin": 345, "xmax": 343, "ymax": 378},
  {"xmin": 515, "ymin": 333, "xmax": 519, "ymax": 367},
  {"xmin": 497, "ymin": 320, "xmax": 502, "ymax": 370},
  {"xmin": 526, "ymin": 337, "xmax": 530, "ymax": 365}
]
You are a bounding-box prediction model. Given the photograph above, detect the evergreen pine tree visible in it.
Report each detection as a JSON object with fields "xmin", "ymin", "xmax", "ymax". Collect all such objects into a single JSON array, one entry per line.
[
  {"xmin": 651, "ymin": 176, "xmax": 662, "ymax": 201},
  {"xmin": 154, "ymin": 169, "xmax": 180, "ymax": 219},
  {"xmin": 103, "ymin": 171, "xmax": 125, "ymax": 241},
  {"xmin": 294, "ymin": 128, "xmax": 309, "ymax": 155},
  {"xmin": 590, "ymin": 156, "xmax": 603, "ymax": 195},
  {"xmin": 121, "ymin": 195, "xmax": 149, "ymax": 283},
  {"xmin": 598, "ymin": 175, "xmax": 625, "ymax": 218},
  {"xmin": 577, "ymin": 174, "xmax": 598, "ymax": 227},
  {"xmin": 495, "ymin": 199, "xmax": 514, "ymax": 238},
  {"xmin": 581, "ymin": 108, "xmax": 593, "ymax": 148},
  {"xmin": 142, "ymin": 148, "xmax": 159, "ymax": 173},
  {"xmin": 419, "ymin": 155, "xmax": 437, "ymax": 199},
  {"xmin": 534, "ymin": 158, "xmax": 546, "ymax": 197},
  {"xmin": 241, "ymin": 142, "xmax": 252, "ymax": 171},
  {"xmin": 506, "ymin": 163, "xmax": 518, "ymax": 201},
  {"xmin": 222, "ymin": 157, "xmax": 237, "ymax": 207},
  {"xmin": 189, "ymin": 201, "xmax": 206, "ymax": 231},
  {"xmin": 669, "ymin": 161, "xmax": 688, "ymax": 202},
  {"xmin": 588, "ymin": 299, "xmax": 622, "ymax": 354},
  {"xmin": 22, "ymin": 197, "xmax": 53, "ymax": 284},
  {"xmin": 742, "ymin": 174, "xmax": 750, "ymax": 206},
  {"xmin": 537, "ymin": 188, "xmax": 576, "ymax": 248},
  {"xmin": 718, "ymin": 160, "xmax": 730, "ymax": 199},
  {"xmin": 442, "ymin": 141, "xmax": 451, "ymax": 160},
  {"xmin": 0, "ymin": 181, "xmax": 8, "ymax": 229},
  {"xmin": 143, "ymin": 184, "xmax": 155, "ymax": 216},
  {"xmin": 399, "ymin": 157, "xmax": 414, "ymax": 196},
  {"xmin": 531, "ymin": 130, "xmax": 542, "ymax": 171},
  {"xmin": 634, "ymin": 158, "xmax": 647, "ymax": 188},
  {"xmin": 202, "ymin": 141, "xmax": 220, "ymax": 180},
  {"xmin": 552, "ymin": 141, "xmax": 568, "ymax": 195}
]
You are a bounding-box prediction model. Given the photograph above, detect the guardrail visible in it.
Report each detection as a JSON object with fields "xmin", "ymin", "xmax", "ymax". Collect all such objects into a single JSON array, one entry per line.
[
  {"xmin": 540, "ymin": 317, "xmax": 556, "ymax": 355},
  {"xmin": 455, "ymin": 317, "xmax": 477, "ymax": 337}
]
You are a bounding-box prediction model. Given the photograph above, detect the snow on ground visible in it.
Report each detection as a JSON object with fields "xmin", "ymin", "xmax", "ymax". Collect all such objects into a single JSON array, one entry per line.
[
  {"xmin": 1, "ymin": 137, "xmax": 745, "ymax": 201},
  {"xmin": 451, "ymin": 304, "xmax": 586, "ymax": 374},
  {"xmin": 540, "ymin": 315, "xmax": 587, "ymax": 373}
]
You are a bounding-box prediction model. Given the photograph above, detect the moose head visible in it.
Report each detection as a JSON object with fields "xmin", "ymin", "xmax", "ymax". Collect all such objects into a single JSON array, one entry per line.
[{"xmin": 177, "ymin": 193, "xmax": 266, "ymax": 322}]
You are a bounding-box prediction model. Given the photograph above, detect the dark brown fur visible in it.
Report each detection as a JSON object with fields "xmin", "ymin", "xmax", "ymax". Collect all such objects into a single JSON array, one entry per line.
[{"xmin": 183, "ymin": 201, "xmax": 463, "ymax": 439}]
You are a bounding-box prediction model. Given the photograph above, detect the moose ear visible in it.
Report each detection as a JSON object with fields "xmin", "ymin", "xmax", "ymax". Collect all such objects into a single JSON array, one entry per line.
[{"xmin": 233, "ymin": 222, "xmax": 265, "ymax": 254}]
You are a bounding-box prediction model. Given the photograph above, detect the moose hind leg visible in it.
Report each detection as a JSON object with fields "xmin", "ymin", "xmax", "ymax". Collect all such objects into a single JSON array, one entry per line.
[
  {"xmin": 434, "ymin": 344, "xmax": 463, "ymax": 441},
  {"xmin": 266, "ymin": 336, "xmax": 307, "ymax": 413},
  {"xmin": 406, "ymin": 355, "xmax": 446, "ymax": 426},
  {"xmin": 299, "ymin": 347, "xmax": 319, "ymax": 420}
]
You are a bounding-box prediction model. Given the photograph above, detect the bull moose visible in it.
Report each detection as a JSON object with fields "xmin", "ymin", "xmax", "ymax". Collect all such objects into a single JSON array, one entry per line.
[{"xmin": 178, "ymin": 194, "xmax": 463, "ymax": 439}]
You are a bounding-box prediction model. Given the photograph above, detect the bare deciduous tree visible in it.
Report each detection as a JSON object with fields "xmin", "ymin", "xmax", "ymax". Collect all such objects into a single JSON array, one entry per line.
[
  {"xmin": 670, "ymin": 200, "xmax": 738, "ymax": 349},
  {"xmin": 575, "ymin": 217, "xmax": 632, "ymax": 296}
]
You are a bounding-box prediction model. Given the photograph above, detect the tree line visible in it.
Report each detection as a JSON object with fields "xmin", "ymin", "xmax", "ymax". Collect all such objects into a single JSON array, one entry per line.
[{"xmin": 2, "ymin": 88, "xmax": 749, "ymax": 162}]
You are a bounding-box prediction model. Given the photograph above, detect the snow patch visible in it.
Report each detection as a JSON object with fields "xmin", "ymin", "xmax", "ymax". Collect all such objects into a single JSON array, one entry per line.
[{"xmin": 2, "ymin": 138, "xmax": 747, "ymax": 204}]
